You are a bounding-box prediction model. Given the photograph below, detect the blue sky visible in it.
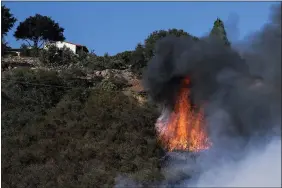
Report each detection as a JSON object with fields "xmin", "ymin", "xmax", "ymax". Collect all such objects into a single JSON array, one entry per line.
[{"xmin": 3, "ymin": 2, "xmax": 278, "ymax": 56}]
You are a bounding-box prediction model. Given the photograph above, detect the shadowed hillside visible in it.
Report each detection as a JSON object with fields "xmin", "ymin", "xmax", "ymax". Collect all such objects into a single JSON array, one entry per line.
[{"xmin": 1, "ymin": 4, "xmax": 239, "ymax": 188}]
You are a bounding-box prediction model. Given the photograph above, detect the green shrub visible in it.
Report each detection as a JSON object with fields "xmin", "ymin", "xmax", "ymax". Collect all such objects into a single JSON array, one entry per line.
[
  {"xmin": 20, "ymin": 44, "xmax": 40, "ymax": 57},
  {"xmin": 97, "ymin": 75, "xmax": 130, "ymax": 91},
  {"xmin": 39, "ymin": 45, "xmax": 78, "ymax": 66},
  {"xmin": 77, "ymin": 50, "xmax": 88, "ymax": 62},
  {"xmin": 107, "ymin": 59, "xmax": 126, "ymax": 69},
  {"xmin": 112, "ymin": 51, "xmax": 133, "ymax": 69},
  {"xmin": 2, "ymin": 88, "xmax": 164, "ymax": 188},
  {"xmin": 60, "ymin": 68, "xmax": 95, "ymax": 88},
  {"xmin": 83, "ymin": 51, "xmax": 134, "ymax": 71},
  {"xmin": 1, "ymin": 68, "xmax": 67, "ymax": 137},
  {"xmin": 82, "ymin": 55, "xmax": 107, "ymax": 71},
  {"xmin": 98, "ymin": 79, "xmax": 119, "ymax": 91},
  {"xmin": 115, "ymin": 51, "xmax": 133, "ymax": 64}
]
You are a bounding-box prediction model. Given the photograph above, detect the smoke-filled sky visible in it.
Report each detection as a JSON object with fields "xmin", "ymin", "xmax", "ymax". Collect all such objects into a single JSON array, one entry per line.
[{"xmin": 3, "ymin": 2, "xmax": 279, "ymax": 56}]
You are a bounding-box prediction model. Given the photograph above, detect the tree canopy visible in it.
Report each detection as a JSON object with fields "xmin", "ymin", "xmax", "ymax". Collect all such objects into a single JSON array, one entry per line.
[
  {"xmin": 14, "ymin": 14, "xmax": 65, "ymax": 48},
  {"xmin": 210, "ymin": 18, "xmax": 231, "ymax": 46},
  {"xmin": 130, "ymin": 43, "xmax": 146, "ymax": 76},
  {"xmin": 143, "ymin": 29, "xmax": 198, "ymax": 61},
  {"xmin": 1, "ymin": 5, "xmax": 17, "ymax": 37}
]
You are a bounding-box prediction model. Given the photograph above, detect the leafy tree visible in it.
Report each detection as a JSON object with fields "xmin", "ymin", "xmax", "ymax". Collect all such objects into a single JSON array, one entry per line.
[
  {"xmin": 144, "ymin": 29, "xmax": 198, "ymax": 61},
  {"xmin": 210, "ymin": 18, "xmax": 231, "ymax": 46},
  {"xmin": 130, "ymin": 43, "xmax": 146, "ymax": 76},
  {"xmin": 1, "ymin": 5, "xmax": 17, "ymax": 37},
  {"xmin": 1, "ymin": 38, "xmax": 11, "ymax": 56},
  {"xmin": 114, "ymin": 50, "xmax": 133, "ymax": 65},
  {"xmin": 105, "ymin": 51, "xmax": 133, "ymax": 70},
  {"xmin": 14, "ymin": 14, "xmax": 65, "ymax": 48}
]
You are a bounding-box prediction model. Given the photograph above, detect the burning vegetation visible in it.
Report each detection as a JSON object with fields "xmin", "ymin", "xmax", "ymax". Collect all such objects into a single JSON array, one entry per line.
[
  {"xmin": 144, "ymin": 7, "xmax": 281, "ymax": 151},
  {"xmin": 156, "ymin": 77, "xmax": 211, "ymax": 152}
]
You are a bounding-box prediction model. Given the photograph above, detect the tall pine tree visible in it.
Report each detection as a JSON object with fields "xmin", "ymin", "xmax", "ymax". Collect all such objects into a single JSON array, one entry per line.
[{"xmin": 210, "ymin": 18, "xmax": 231, "ymax": 47}]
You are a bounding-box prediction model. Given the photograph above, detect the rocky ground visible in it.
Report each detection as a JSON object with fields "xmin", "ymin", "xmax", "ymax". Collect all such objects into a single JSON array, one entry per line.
[{"xmin": 1, "ymin": 56, "xmax": 147, "ymax": 103}]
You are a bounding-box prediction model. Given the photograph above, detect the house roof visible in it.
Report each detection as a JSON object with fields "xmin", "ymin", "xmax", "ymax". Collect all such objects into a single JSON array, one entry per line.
[
  {"xmin": 48, "ymin": 41, "xmax": 89, "ymax": 52},
  {"xmin": 50, "ymin": 41, "xmax": 86, "ymax": 48},
  {"xmin": 62, "ymin": 41, "xmax": 85, "ymax": 47}
]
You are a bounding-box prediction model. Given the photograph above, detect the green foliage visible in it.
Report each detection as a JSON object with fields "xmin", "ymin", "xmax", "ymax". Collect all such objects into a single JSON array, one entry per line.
[
  {"xmin": 104, "ymin": 52, "xmax": 110, "ymax": 58},
  {"xmin": 39, "ymin": 45, "xmax": 78, "ymax": 66},
  {"xmin": 1, "ymin": 67, "xmax": 96, "ymax": 138},
  {"xmin": 84, "ymin": 52, "xmax": 134, "ymax": 71},
  {"xmin": 144, "ymin": 29, "xmax": 198, "ymax": 61},
  {"xmin": 2, "ymin": 84, "xmax": 164, "ymax": 187},
  {"xmin": 60, "ymin": 68, "xmax": 95, "ymax": 88},
  {"xmin": 130, "ymin": 43, "xmax": 146, "ymax": 77},
  {"xmin": 1, "ymin": 68, "xmax": 67, "ymax": 137},
  {"xmin": 83, "ymin": 52, "xmax": 126, "ymax": 70},
  {"xmin": 103, "ymin": 51, "xmax": 133, "ymax": 70},
  {"xmin": 39, "ymin": 45, "xmax": 60, "ymax": 65},
  {"xmin": 210, "ymin": 18, "xmax": 231, "ymax": 46},
  {"xmin": 14, "ymin": 14, "xmax": 65, "ymax": 48},
  {"xmin": 98, "ymin": 79, "xmax": 119, "ymax": 91},
  {"xmin": 1, "ymin": 38, "xmax": 11, "ymax": 56},
  {"xmin": 1, "ymin": 5, "xmax": 17, "ymax": 37},
  {"xmin": 20, "ymin": 43, "xmax": 40, "ymax": 57},
  {"xmin": 114, "ymin": 51, "xmax": 133, "ymax": 65},
  {"xmin": 83, "ymin": 55, "xmax": 106, "ymax": 71},
  {"xmin": 77, "ymin": 50, "xmax": 88, "ymax": 62},
  {"xmin": 20, "ymin": 43, "xmax": 29, "ymax": 56},
  {"xmin": 1, "ymin": 5, "xmax": 16, "ymax": 56},
  {"xmin": 98, "ymin": 75, "xmax": 129, "ymax": 91}
]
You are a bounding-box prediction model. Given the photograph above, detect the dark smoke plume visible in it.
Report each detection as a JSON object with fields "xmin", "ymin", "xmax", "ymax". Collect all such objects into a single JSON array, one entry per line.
[{"xmin": 143, "ymin": 3, "xmax": 281, "ymax": 150}]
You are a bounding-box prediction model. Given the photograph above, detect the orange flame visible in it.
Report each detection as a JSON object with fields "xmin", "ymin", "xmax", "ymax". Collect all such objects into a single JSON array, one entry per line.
[{"xmin": 157, "ymin": 77, "xmax": 211, "ymax": 152}]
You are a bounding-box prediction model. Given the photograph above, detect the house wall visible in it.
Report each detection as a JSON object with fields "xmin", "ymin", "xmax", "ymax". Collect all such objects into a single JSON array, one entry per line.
[
  {"xmin": 54, "ymin": 41, "xmax": 77, "ymax": 54},
  {"xmin": 44, "ymin": 41, "xmax": 89, "ymax": 54}
]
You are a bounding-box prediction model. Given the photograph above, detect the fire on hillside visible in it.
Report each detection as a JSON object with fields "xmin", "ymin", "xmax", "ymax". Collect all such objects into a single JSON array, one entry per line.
[{"xmin": 156, "ymin": 77, "xmax": 211, "ymax": 152}]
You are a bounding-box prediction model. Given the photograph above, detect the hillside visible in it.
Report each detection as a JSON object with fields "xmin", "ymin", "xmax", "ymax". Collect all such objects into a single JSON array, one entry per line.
[
  {"xmin": 1, "ymin": 54, "xmax": 166, "ymax": 187},
  {"xmin": 2, "ymin": 6, "xmax": 234, "ymax": 187}
]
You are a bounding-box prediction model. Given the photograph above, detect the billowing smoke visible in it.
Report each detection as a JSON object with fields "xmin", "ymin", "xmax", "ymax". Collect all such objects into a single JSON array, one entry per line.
[
  {"xmin": 143, "ymin": 3, "xmax": 281, "ymax": 149},
  {"xmin": 193, "ymin": 138, "xmax": 281, "ymax": 187},
  {"xmin": 142, "ymin": 2, "xmax": 281, "ymax": 187}
]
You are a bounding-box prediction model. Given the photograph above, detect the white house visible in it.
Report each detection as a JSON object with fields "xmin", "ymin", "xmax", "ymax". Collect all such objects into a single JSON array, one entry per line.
[{"xmin": 44, "ymin": 41, "xmax": 89, "ymax": 54}]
